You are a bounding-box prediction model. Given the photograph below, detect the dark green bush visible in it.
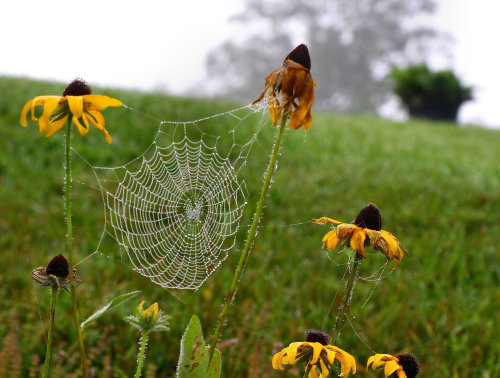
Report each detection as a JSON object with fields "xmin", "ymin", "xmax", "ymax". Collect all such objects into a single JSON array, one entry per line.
[{"xmin": 391, "ymin": 64, "xmax": 473, "ymax": 122}]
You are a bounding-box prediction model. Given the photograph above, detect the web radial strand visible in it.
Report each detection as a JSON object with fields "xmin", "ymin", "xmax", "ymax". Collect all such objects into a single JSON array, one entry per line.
[{"xmin": 103, "ymin": 136, "xmax": 247, "ymax": 290}]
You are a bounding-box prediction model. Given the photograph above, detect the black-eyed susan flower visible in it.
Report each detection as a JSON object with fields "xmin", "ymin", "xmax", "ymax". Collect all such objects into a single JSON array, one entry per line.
[
  {"xmin": 272, "ymin": 329, "xmax": 356, "ymax": 377},
  {"xmin": 125, "ymin": 300, "xmax": 170, "ymax": 333},
  {"xmin": 367, "ymin": 353, "xmax": 419, "ymax": 378},
  {"xmin": 20, "ymin": 79, "xmax": 122, "ymax": 143},
  {"xmin": 253, "ymin": 44, "xmax": 317, "ymax": 130},
  {"xmin": 313, "ymin": 203, "xmax": 408, "ymax": 269}
]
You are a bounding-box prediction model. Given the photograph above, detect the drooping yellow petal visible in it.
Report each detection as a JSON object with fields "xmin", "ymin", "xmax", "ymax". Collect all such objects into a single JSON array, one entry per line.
[
  {"xmin": 324, "ymin": 230, "xmax": 341, "ymax": 251},
  {"xmin": 44, "ymin": 115, "xmax": 68, "ymax": 137},
  {"xmin": 286, "ymin": 342, "xmax": 302, "ymax": 364},
  {"xmin": 367, "ymin": 355, "xmax": 375, "ymax": 369},
  {"xmin": 86, "ymin": 110, "xmax": 112, "ymax": 143},
  {"xmin": 67, "ymin": 96, "xmax": 84, "ymax": 119},
  {"xmin": 336, "ymin": 223, "xmax": 357, "ymax": 241},
  {"xmin": 307, "ymin": 364, "xmax": 320, "ymax": 378},
  {"xmin": 72, "ymin": 114, "xmax": 89, "ymax": 136},
  {"xmin": 83, "ymin": 94, "xmax": 122, "ymax": 110},
  {"xmin": 20, "ymin": 98, "xmax": 35, "ymax": 126},
  {"xmin": 326, "ymin": 345, "xmax": 356, "ymax": 377},
  {"xmin": 318, "ymin": 357, "xmax": 329, "ymax": 378},
  {"xmin": 310, "ymin": 343, "xmax": 324, "ymax": 365},
  {"xmin": 20, "ymin": 96, "xmax": 60, "ymax": 126},
  {"xmin": 272, "ymin": 348, "xmax": 288, "ymax": 370},
  {"xmin": 38, "ymin": 97, "xmax": 64, "ymax": 133},
  {"xmin": 349, "ymin": 229, "xmax": 367, "ymax": 257},
  {"xmin": 370, "ymin": 354, "xmax": 393, "ymax": 369},
  {"xmin": 384, "ymin": 360, "xmax": 400, "ymax": 376}
]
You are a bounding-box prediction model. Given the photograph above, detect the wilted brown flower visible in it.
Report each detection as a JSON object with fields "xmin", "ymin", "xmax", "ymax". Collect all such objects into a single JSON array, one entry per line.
[{"xmin": 253, "ymin": 44, "xmax": 317, "ymax": 130}]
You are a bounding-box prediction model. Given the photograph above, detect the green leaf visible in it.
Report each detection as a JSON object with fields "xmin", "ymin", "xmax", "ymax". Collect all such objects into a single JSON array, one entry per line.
[
  {"xmin": 176, "ymin": 315, "xmax": 221, "ymax": 378},
  {"xmin": 81, "ymin": 291, "xmax": 141, "ymax": 330}
]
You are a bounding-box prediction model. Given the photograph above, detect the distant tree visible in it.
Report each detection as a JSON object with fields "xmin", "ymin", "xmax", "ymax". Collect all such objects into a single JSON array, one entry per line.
[
  {"xmin": 391, "ymin": 64, "xmax": 473, "ymax": 122},
  {"xmin": 204, "ymin": 0, "xmax": 443, "ymax": 113}
]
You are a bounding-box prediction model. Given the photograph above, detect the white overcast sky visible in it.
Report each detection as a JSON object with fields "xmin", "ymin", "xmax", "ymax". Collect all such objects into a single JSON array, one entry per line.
[{"xmin": 1, "ymin": 0, "xmax": 499, "ymax": 127}]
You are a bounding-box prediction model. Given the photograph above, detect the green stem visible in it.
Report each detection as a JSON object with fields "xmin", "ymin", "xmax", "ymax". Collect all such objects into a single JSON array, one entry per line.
[
  {"xmin": 42, "ymin": 287, "xmax": 59, "ymax": 378},
  {"xmin": 65, "ymin": 118, "xmax": 89, "ymax": 377},
  {"xmin": 331, "ymin": 251, "xmax": 363, "ymax": 344},
  {"xmin": 135, "ymin": 331, "xmax": 149, "ymax": 378},
  {"xmin": 208, "ymin": 115, "xmax": 288, "ymax": 363}
]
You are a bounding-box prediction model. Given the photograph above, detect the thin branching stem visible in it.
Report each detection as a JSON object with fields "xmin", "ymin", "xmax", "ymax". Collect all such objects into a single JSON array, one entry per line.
[
  {"xmin": 331, "ymin": 251, "xmax": 363, "ymax": 344},
  {"xmin": 42, "ymin": 286, "xmax": 59, "ymax": 378},
  {"xmin": 208, "ymin": 114, "xmax": 288, "ymax": 363},
  {"xmin": 65, "ymin": 118, "xmax": 88, "ymax": 377}
]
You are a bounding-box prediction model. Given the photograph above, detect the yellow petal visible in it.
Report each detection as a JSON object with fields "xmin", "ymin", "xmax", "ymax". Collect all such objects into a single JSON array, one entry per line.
[
  {"xmin": 322, "ymin": 229, "xmax": 337, "ymax": 243},
  {"xmin": 83, "ymin": 94, "xmax": 122, "ymax": 110},
  {"xmin": 272, "ymin": 348, "xmax": 288, "ymax": 370},
  {"xmin": 286, "ymin": 342, "xmax": 302, "ymax": 364},
  {"xmin": 310, "ymin": 343, "xmax": 324, "ymax": 365},
  {"xmin": 72, "ymin": 114, "xmax": 89, "ymax": 136},
  {"xmin": 20, "ymin": 98, "xmax": 35, "ymax": 126},
  {"xmin": 397, "ymin": 370, "xmax": 408, "ymax": 378},
  {"xmin": 350, "ymin": 229, "xmax": 367, "ymax": 257},
  {"xmin": 86, "ymin": 110, "xmax": 112, "ymax": 144},
  {"xmin": 20, "ymin": 96, "xmax": 60, "ymax": 126},
  {"xmin": 367, "ymin": 355, "xmax": 375, "ymax": 369},
  {"xmin": 308, "ymin": 364, "xmax": 320, "ymax": 378},
  {"xmin": 138, "ymin": 300, "xmax": 145, "ymax": 313},
  {"xmin": 336, "ymin": 224, "xmax": 356, "ymax": 241},
  {"xmin": 38, "ymin": 97, "xmax": 63, "ymax": 133},
  {"xmin": 370, "ymin": 354, "xmax": 394, "ymax": 369},
  {"xmin": 67, "ymin": 96, "xmax": 84, "ymax": 119},
  {"xmin": 325, "ymin": 231, "xmax": 341, "ymax": 251},
  {"xmin": 384, "ymin": 360, "xmax": 400, "ymax": 376},
  {"xmin": 312, "ymin": 217, "xmax": 343, "ymax": 225},
  {"xmin": 44, "ymin": 115, "xmax": 68, "ymax": 137}
]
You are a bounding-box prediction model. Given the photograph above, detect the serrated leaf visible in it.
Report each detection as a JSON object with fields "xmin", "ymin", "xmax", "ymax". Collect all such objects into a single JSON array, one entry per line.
[
  {"xmin": 176, "ymin": 315, "xmax": 221, "ymax": 378},
  {"xmin": 81, "ymin": 291, "xmax": 141, "ymax": 330}
]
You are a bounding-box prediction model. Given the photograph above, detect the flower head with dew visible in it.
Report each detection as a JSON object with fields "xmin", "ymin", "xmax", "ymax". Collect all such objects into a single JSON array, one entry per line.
[
  {"xmin": 272, "ymin": 329, "xmax": 357, "ymax": 377},
  {"xmin": 125, "ymin": 300, "xmax": 170, "ymax": 333},
  {"xmin": 20, "ymin": 78, "xmax": 122, "ymax": 143},
  {"xmin": 313, "ymin": 203, "xmax": 408, "ymax": 269},
  {"xmin": 367, "ymin": 353, "xmax": 420, "ymax": 378},
  {"xmin": 252, "ymin": 43, "xmax": 317, "ymax": 130}
]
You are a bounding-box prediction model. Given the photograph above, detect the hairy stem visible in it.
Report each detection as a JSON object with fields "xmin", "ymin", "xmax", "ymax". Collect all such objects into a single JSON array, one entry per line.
[
  {"xmin": 208, "ymin": 115, "xmax": 288, "ymax": 363},
  {"xmin": 331, "ymin": 251, "xmax": 363, "ymax": 344},
  {"xmin": 42, "ymin": 287, "xmax": 59, "ymax": 378},
  {"xmin": 135, "ymin": 331, "xmax": 149, "ymax": 378},
  {"xmin": 65, "ymin": 118, "xmax": 88, "ymax": 377}
]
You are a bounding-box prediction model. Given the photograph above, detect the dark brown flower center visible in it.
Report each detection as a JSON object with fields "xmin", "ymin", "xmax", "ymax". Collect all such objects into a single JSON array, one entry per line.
[
  {"xmin": 46, "ymin": 254, "xmax": 70, "ymax": 278},
  {"xmin": 63, "ymin": 79, "xmax": 92, "ymax": 96},
  {"xmin": 396, "ymin": 353, "xmax": 420, "ymax": 378},
  {"xmin": 285, "ymin": 44, "xmax": 311, "ymax": 70},
  {"xmin": 305, "ymin": 329, "xmax": 329, "ymax": 345},
  {"xmin": 354, "ymin": 203, "xmax": 382, "ymax": 230}
]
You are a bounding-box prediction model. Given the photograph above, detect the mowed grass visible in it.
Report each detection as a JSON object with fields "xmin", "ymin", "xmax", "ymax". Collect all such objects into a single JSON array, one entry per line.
[{"xmin": 0, "ymin": 76, "xmax": 499, "ymax": 377}]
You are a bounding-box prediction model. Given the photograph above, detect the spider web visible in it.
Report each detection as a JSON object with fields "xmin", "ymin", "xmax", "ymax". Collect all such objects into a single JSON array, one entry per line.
[{"xmin": 91, "ymin": 103, "xmax": 270, "ymax": 290}]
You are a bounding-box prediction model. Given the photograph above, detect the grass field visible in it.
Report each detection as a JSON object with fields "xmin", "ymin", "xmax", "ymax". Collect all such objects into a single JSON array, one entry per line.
[{"xmin": 1, "ymin": 76, "xmax": 499, "ymax": 377}]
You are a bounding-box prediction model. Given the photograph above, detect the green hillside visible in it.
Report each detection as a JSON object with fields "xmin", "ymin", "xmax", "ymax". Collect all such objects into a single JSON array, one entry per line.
[{"xmin": 1, "ymin": 76, "xmax": 499, "ymax": 376}]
